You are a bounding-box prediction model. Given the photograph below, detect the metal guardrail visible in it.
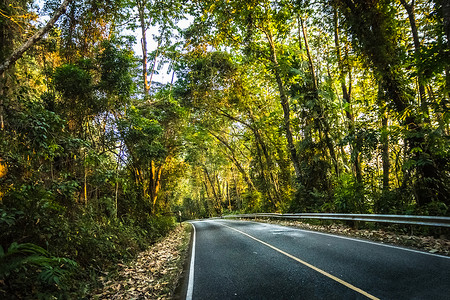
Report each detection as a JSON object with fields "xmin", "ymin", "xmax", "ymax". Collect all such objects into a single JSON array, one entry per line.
[{"xmin": 224, "ymin": 213, "xmax": 450, "ymax": 228}]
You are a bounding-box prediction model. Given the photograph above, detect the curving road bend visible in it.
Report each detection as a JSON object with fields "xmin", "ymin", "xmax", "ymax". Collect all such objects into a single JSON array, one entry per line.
[{"xmin": 184, "ymin": 219, "xmax": 450, "ymax": 300}]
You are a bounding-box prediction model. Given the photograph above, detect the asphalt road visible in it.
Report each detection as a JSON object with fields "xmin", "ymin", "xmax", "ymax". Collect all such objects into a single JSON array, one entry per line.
[{"xmin": 184, "ymin": 219, "xmax": 450, "ymax": 300}]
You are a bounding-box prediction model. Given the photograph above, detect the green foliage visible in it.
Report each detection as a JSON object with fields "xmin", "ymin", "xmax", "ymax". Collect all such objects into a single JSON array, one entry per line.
[
  {"xmin": 417, "ymin": 201, "xmax": 449, "ymax": 216},
  {"xmin": 242, "ymin": 190, "xmax": 262, "ymax": 213},
  {"xmin": 179, "ymin": 197, "xmax": 207, "ymax": 219},
  {"xmin": 374, "ymin": 189, "xmax": 414, "ymax": 215},
  {"xmin": 401, "ymin": 126, "xmax": 450, "ymax": 206},
  {"xmin": 333, "ymin": 174, "xmax": 367, "ymax": 214},
  {"xmin": 118, "ymin": 107, "xmax": 163, "ymax": 147},
  {"xmin": 0, "ymin": 191, "xmax": 175, "ymax": 297},
  {"xmin": 0, "ymin": 242, "xmax": 77, "ymax": 298},
  {"xmin": 146, "ymin": 215, "xmax": 177, "ymax": 239},
  {"xmin": 289, "ymin": 137, "xmax": 334, "ymax": 212},
  {"xmin": 341, "ymin": 127, "xmax": 379, "ymax": 161},
  {"xmin": 0, "ymin": 208, "xmax": 23, "ymax": 227},
  {"xmin": 291, "ymin": 183, "xmax": 330, "ymax": 213},
  {"xmin": 54, "ymin": 64, "xmax": 93, "ymax": 101},
  {"xmin": 97, "ymin": 40, "xmax": 135, "ymax": 104},
  {"xmin": 53, "ymin": 61, "xmax": 109, "ymax": 131},
  {"xmin": 1, "ymin": 102, "xmax": 65, "ymax": 168}
]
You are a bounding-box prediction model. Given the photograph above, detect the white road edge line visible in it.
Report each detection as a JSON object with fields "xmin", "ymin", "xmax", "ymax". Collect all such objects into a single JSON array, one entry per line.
[
  {"xmin": 220, "ymin": 222, "xmax": 380, "ymax": 300},
  {"xmin": 186, "ymin": 223, "xmax": 196, "ymax": 300},
  {"xmin": 240, "ymin": 220, "xmax": 450, "ymax": 259}
]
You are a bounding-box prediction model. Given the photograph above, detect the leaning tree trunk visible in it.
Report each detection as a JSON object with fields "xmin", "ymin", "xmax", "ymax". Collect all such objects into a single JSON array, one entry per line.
[
  {"xmin": 301, "ymin": 16, "xmax": 339, "ymax": 176},
  {"xmin": 209, "ymin": 130, "xmax": 256, "ymax": 192},
  {"xmin": 333, "ymin": 7, "xmax": 361, "ymax": 181},
  {"xmin": 400, "ymin": 0, "xmax": 429, "ymax": 122},
  {"xmin": 248, "ymin": 110, "xmax": 282, "ymax": 206},
  {"xmin": 264, "ymin": 29, "xmax": 302, "ymax": 181},
  {"xmin": 0, "ymin": 0, "xmax": 74, "ymax": 76}
]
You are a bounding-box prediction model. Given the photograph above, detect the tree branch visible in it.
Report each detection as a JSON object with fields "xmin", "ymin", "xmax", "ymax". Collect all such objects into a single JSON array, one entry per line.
[{"xmin": 0, "ymin": 0, "xmax": 73, "ymax": 76}]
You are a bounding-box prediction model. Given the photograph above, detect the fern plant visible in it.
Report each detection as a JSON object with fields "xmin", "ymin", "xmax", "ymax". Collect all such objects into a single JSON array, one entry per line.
[{"xmin": 0, "ymin": 242, "xmax": 77, "ymax": 290}]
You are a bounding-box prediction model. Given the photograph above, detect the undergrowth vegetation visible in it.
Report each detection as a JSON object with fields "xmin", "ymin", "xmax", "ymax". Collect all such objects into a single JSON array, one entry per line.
[
  {"xmin": 0, "ymin": 203, "xmax": 175, "ymax": 298},
  {"xmin": 0, "ymin": 199, "xmax": 175, "ymax": 298}
]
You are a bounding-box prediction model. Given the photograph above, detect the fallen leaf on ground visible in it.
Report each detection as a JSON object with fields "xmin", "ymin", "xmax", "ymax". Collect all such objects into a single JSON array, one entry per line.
[{"xmin": 90, "ymin": 224, "xmax": 190, "ymax": 300}]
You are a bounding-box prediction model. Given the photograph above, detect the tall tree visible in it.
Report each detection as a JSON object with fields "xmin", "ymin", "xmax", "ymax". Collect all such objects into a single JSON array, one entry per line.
[
  {"xmin": 399, "ymin": 0, "xmax": 428, "ymax": 120},
  {"xmin": 337, "ymin": 0, "xmax": 449, "ymax": 205}
]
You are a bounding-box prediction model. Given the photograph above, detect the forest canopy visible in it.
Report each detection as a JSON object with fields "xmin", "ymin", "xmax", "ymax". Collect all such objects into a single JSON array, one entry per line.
[{"xmin": 0, "ymin": 0, "xmax": 449, "ymax": 297}]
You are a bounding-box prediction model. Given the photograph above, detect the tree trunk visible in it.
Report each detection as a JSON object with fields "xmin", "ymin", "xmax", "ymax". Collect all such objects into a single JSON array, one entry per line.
[
  {"xmin": 84, "ymin": 159, "xmax": 88, "ymax": 206},
  {"xmin": 148, "ymin": 45, "xmax": 159, "ymax": 90},
  {"xmin": 442, "ymin": 0, "xmax": 450, "ymax": 96},
  {"xmin": 333, "ymin": 6, "xmax": 361, "ymax": 182},
  {"xmin": 216, "ymin": 175, "xmax": 223, "ymax": 202},
  {"xmin": 0, "ymin": 73, "xmax": 4, "ymax": 130},
  {"xmin": 0, "ymin": 0, "xmax": 73, "ymax": 76},
  {"xmin": 203, "ymin": 166, "xmax": 219, "ymax": 205},
  {"xmin": 333, "ymin": 8, "xmax": 353, "ymax": 123},
  {"xmin": 296, "ymin": 15, "xmax": 303, "ymax": 50},
  {"xmin": 246, "ymin": 109, "xmax": 281, "ymax": 205},
  {"xmin": 215, "ymin": 109, "xmax": 281, "ymax": 202},
  {"xmin": 443, "ymin": 0, "xmax": 450, "ymax": 51},
  {"xmin": 137, "ymin": 0, "xmax": 150, "ymax": 95},
  {"xmin": 227, "ymin": 181, "xmax": 231, "ymax": 211},
  {"xmin": 150, "ymin": 160, "xmax": 162, "ymax": 211},
  {"xmin": 148, "ymin": 29, "xmax": 165, "ymax": 90},
  {"xmin": 300, "ymin": 17, "xmax": 318, "ymax": 92},
  {"xmin": 255, "ymin": 141, "xmax": 274, "ymax": 206},
  {"xmin": 301, "ymin": 16, "xmax": 339, "ymax": 175},
  {"xmin": 400, "ymin": 0, "xmax": 428, "ymax": 121},
  {"xmin": 209, "ymin": 130, "xmax": 256, "ymax": 191},
  {"xmin": 0, "ymin": 0, "xmax": 8, "ymax": 130},
  {"xmin": 381, "ymin": 115, "xmax": 390, "ymax": 190},
  {"xmin": 202, "ymin": 178, "xmax": 214, "ymax": 215},
  {"xmin": 264, "ymin": 29, "xmax": 302, "ymax": 180},
  {"xmin": 337, "ymin": 0, "xmax": 446, "ymax": 205}
]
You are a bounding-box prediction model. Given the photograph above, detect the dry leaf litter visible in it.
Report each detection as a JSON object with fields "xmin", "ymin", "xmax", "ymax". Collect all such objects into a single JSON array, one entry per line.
[{"xmin": 92, "ymin": 224, "xmax": 190, "ymax": 300}]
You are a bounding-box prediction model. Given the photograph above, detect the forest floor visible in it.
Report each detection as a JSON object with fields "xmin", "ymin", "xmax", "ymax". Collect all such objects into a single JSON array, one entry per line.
[
  {"xmin": 251, "ymin": 218, "xmax": 450, "ymax": 256},
  {"xmin": 90, "ymin": 223, "xmax": 191, "ymax": 300}
]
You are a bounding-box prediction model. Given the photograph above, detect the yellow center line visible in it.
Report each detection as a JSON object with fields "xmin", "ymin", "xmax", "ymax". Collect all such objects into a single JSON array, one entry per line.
[{"xmin": 220, "ymin": 223, "xmax": 380, "ymax": 300}]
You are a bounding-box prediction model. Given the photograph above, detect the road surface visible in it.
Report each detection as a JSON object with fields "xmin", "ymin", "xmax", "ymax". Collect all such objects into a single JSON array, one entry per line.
[{"xmin": 184, "ymin": 219, "xmax": 450, "ymax": 299}]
